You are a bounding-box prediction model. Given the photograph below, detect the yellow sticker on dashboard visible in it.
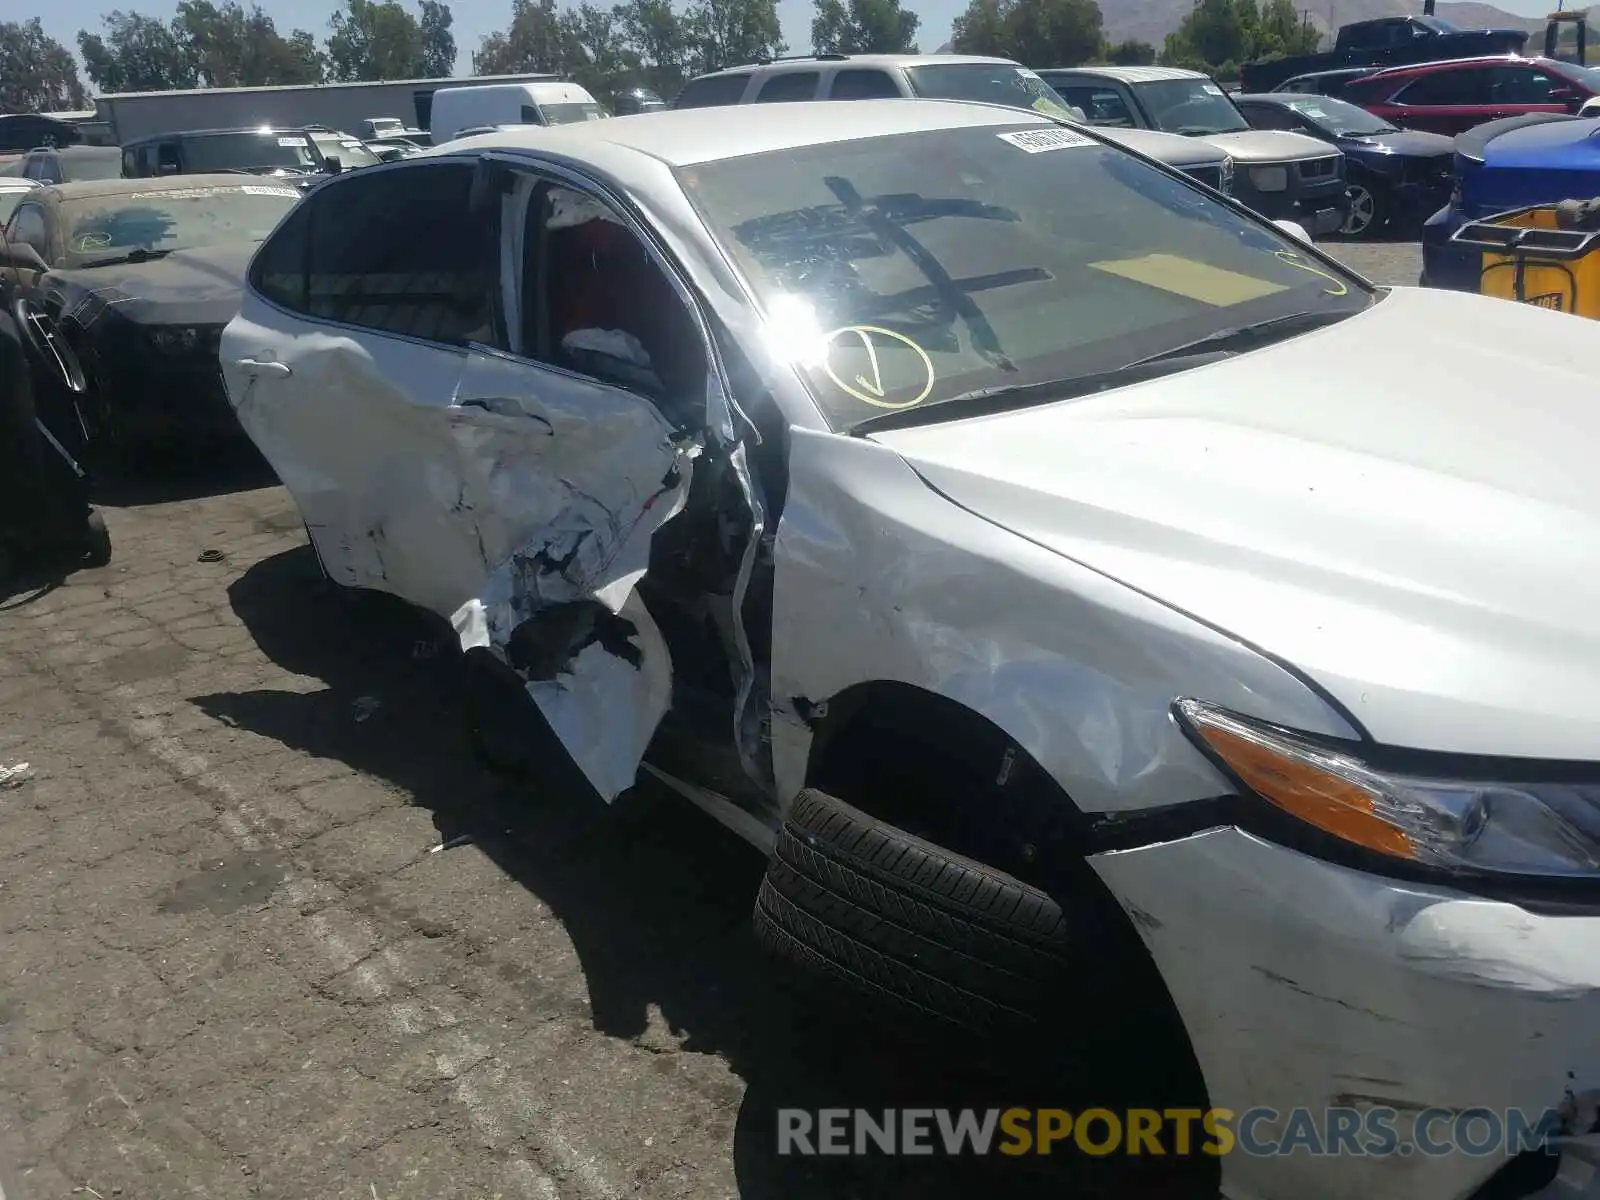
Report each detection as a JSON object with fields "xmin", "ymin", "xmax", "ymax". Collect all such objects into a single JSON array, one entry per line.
[{"xmin": 1088, "ymin": 253, "xmax": 1289, "ymax": 306}]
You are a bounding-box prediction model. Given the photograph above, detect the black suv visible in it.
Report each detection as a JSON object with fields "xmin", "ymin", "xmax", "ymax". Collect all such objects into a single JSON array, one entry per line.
[{"xmin": 120, "ymin": 127, "xmax": 381, "ymax": 184}]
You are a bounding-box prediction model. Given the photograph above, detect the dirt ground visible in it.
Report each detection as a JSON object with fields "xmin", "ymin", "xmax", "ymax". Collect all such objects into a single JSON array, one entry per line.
[{"xmin": 0, "ymin": 238, "xmax": 1412, "ymax": 1199}]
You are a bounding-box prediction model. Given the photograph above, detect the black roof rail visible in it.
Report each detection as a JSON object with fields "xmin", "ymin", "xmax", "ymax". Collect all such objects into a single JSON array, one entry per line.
[{"xmin": 753, "ymin": 51, "xmax": 849, "ymax": 65}]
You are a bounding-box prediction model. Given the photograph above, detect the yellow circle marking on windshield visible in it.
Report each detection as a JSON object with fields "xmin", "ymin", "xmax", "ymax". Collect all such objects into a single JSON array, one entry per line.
[
  {"xmin": 73, "ymin": 232, "xmax": 112, "ymax": 250},
  {"xmin": 823, "ymin": 325, "xmax": 935, "ymax": 410},
  {"xmin": 1273, "ymin": 250, "xmax": 1349, "ymax": 296}
]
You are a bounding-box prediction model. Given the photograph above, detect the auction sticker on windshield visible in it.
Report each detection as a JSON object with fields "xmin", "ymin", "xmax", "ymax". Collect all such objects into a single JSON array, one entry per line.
[
  {"xmin": 997, "ymin": 128, "xmax": 1094, "ymax": 154},
  {"xmin": 129, "ymin": 188, "xmax": 230, "ymax": 200},
  {"xmin": 241, "ymin": 186, "xmax": 301, "ymax": 198}
]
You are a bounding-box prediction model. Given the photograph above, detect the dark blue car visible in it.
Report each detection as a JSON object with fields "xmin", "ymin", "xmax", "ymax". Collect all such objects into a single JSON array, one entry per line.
[
  {"xmin": 1236, "ymin": 92, "xmax": 1454, "ymax": 238},
  {"xmin": 1421, "ymin": 112, "xmax": 1600, "ymax": 290}
]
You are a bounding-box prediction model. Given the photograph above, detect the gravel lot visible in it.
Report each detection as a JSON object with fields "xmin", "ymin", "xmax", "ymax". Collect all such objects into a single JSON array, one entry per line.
[{"xmin": 0, "ymin": 243, "xmax": 1415, "ymax": 1199}]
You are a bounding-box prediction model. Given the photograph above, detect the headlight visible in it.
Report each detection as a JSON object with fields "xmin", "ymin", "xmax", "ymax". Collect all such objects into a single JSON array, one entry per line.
[
  {"xmin": 1176, "ymin": 698, "xmax": 1600, "ymax": 878},
  {"xmin": 1219, "ymin": 156, "xmax": 1235, "ymax": 196},
  {"xmin": 1248, "ymin": 165, "xmax": 1289, "ymax": 192},
  {"xmin": 149, "ymin": 325, "xmax": 210, "ymax": 355}
]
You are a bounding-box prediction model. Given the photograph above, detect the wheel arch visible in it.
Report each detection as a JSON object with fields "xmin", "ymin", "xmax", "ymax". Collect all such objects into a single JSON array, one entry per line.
[{"xmin": 794, "ymin": 676, "xmax": 1216, "ymax": 1115}]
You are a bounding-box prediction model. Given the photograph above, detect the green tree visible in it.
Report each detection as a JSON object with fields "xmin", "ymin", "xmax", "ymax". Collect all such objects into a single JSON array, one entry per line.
[
  {"xmin": 686, "ymin": 0, "xmax": 785, "ymax": 73},
  {"xmin": 1162, "ymin": 0, "xmax": 1318, "ymax": 73},
  {"xmin": 0, "ymin": 19, "xmax": 88, "ymax": 111},
  {"xmin": 950, "ymin": 0, "xmax": 1102, "ymax": 67},
  {"xmin": 1104, "ymin": 37, "xmax": 1155, "ymax": 64},
  {"xmin": 613, "ymin": 0, "xmax": 694, "ymax": 97},
  {"xmin": 79, "ymin": 10, "xmax": 201, "ymax": 92},
  {"xmin": 418, "ymin": 0, "xmax": 457, "ymax": 74},
  {"xmin": 473, "ymin": 0, "xmax": 580, "ymax": 74},
  {"xmin": 326, "ymin": 0, "xmax": 426, "ymax": 81},
  {"xmin": 812, "ymin": 0, "xmax": 920, "ymax": 55},
  {"xmin": 175, "ymin": 1, "xmax": 324, "ymax": 86},
  {"xmin": 558, "ymin": 3, "xmax": 640, "ymax": 95}
]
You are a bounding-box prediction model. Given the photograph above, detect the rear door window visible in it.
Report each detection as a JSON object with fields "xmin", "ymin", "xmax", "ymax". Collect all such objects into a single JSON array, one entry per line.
[
  {"xmin": 674, "ymin": 73, "xmax": 753, "ymax": 108},
  {"xmin": 1395, "ymin": 67, "xmax": 1494, "ymax": 106},
  {"xmin": 755, "ymin": 72, "xmax": 820, "ymax": 103},
  {"xmin": 828, "ymin": 69, "xmax": 901, "ymax": 99},
  {"xmin": 301, "ymin": 160, "xmax": 502, "ymax": 347}
]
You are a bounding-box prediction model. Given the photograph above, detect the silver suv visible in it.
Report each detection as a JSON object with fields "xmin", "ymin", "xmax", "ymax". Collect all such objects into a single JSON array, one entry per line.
[
  {"xmin": 1038, "ymin": 66, "xmax": 1349, "ymax": 234},
  {"xmin": 674, "ymin": 53, "xmax": 1237, "ymax": 195}
]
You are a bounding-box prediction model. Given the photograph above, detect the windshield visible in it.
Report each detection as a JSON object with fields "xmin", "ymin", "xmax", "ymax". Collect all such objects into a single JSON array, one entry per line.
[
  {"xmin": 677, "ymin": 124, "xmax": 1367, "ymax": 432},
  {"xmin": 59, "ymin": 183, "xmax": 300, "ymax": 267},
  {"xmin": 1136, "ymin": 79, "xmax": 1251, "ymax": 135},
  {"xmin": 1417, "ymin": 15, "xmax": 1460, "ymax": 32},
  {"xmin": 1548, "ymin": 59, "xmax": 1600, "ymax": 90},
  {"xmin": 1280, "ymin": 95, "xmax": 1395, "ymax": 135},
  {"xmin": 312, "ymin": 134, "xmax": 383, "ymax": 168},
  {"xmin": 905, "ymin": 63, "xmax": 1078, "ymax": 120},
  {"xmin": 540, "ymin": 101, "xmax": 606, "ymax": 125},
  {"xmin": 182, "ymin": 132, "xmax": 317, "ymax": 173}
]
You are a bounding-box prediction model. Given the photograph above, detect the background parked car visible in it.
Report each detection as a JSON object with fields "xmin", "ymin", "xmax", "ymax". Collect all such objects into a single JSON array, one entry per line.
[
  {"xmin": 1419, "ymin": 111, "xmax": 1592, "ymax": 289},
  {"xmin": 1236, "ymin": 92, "xmax": 1454, "ymax": 237},
  {"xmin": 1272, "ymin": 66, "xmax": 1383, "ymax": 97},
  {"xmin": 0, "ymin": 174, "xmax": 303, "ymax": 468},
  {"xmin": 1, "ymin": 146, "xmax": 124, "ymax": 185},
  {"xmin": 1037, "ymin": 65, "xmax": 1349, "ymax": 234},
  {"xmin": 1341, "ymin": 54, "xmax": 1600, "ymax": 136},
  {"xmin": 673, "ymin": 54, "xmax": 1240, "ymax": 197}
]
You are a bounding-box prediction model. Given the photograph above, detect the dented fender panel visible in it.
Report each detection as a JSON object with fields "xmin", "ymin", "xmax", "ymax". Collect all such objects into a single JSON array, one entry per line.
[
  {"xmin": 1093, "ymin": 828, "xmax": 1600, "ymax": 1200},
  {"xmin": 768, "ymin": 427, "xmax": 1358, "ymax": 815}
]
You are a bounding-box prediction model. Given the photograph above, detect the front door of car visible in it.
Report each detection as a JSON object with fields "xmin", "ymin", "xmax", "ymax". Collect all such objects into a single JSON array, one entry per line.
[
  {"xmin": 1386, "ymin": 66, "xmax": 1503, "ymax": 134},
  {"xmin": 223, "ymin": 155, "xmax": 715, "ymax": 804}
]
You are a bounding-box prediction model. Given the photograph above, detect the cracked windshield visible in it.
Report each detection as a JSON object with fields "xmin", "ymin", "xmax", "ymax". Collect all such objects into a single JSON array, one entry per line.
[{"xmin": 678, "ymin": 122, "xmax": 1368, "ymax": 430}]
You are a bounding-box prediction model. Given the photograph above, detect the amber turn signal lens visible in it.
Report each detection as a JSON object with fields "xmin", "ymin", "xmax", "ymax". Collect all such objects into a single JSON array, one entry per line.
[{"xmin": 1181, "ymin": 703, "xmax": 1420, "ymax": 862}]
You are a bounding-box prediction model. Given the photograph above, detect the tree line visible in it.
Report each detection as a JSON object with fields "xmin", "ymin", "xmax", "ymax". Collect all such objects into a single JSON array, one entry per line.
[{"xmin": 0, "ymin": 0, "xmax": 1323, "ymax": 116}]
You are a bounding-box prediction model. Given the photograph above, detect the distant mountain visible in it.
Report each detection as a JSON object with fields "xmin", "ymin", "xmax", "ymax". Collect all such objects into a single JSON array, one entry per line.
[{"xmin": 1096, "ymin": 0, "xmax": 1550, "ymax": 52}]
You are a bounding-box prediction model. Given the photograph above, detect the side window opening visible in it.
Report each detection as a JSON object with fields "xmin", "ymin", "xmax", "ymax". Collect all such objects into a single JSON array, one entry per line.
[
  {"xmin": 829, "ymin": 69, "xmax": 901, "ymax": 100},
  {"xmin": 528, "ymin": 184, "xmax": 706, "ymax": 421},
  {"xmin": 755, "ymin": 72, "xmax": 820, "ymax": 103},
  {"xmin": 521, "ymin": 103, "xmax": 542, "ymax": 125},
  {"xmin": 298, "ymin": 161, "xmax": 503, "ymax": 348},
  {"xmin": 674, "ymin": 73, "xmax": 752, "ymax": 108}
]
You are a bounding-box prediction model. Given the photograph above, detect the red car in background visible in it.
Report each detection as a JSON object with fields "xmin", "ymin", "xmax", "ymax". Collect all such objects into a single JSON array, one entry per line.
[{"xmin": 1342, "ymin": 54, "xmax": 1600, "ymax": 135}]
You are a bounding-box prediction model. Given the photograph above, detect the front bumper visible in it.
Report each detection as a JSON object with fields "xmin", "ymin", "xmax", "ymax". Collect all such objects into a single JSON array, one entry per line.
[
  {"xmin": 1237, "ymin": 183, "xmax": 1349, "ymax": 236},
  {"xmin": 1091, "ymin": 827, "xmax": 1600, "ymax": 1200}
]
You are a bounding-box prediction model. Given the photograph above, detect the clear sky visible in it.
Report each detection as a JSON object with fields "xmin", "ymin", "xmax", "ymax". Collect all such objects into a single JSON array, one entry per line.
[{"xmin": 35, "ymin": 0, "xmax": 1573, "ymax": 84}]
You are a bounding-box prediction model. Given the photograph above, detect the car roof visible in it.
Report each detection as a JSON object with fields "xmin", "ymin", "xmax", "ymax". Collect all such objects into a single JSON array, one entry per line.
[
  {"xmin": 692, "ymin": 52, "xmax": 1019, "ymax": 79},
  {"xmin": 124, "ymin": 127, "xmax": 316, "ymax": 144},
  {"xmin": 35, "ymin": 173, "xmax": 295, "ymax": 202},
  {"xmin": 1037, "ymin": 65, "xmax": 1206, "ymax": 83},
  {"xmin": 1365, "ymin": 53, "xmax": 1536, "ymax": 78},
  {"xmin": 1283, "ymin": 67, "xmax": 1377, "ymax": 80},
  {"xmin": 434, "ymin": 98, "xmax": 1056, "ymax": 167}
]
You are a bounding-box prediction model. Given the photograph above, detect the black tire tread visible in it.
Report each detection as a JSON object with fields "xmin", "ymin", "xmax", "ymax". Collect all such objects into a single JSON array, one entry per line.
[{"xmin": 755, "ymin": 788, "xmax": 1083, "ymax": 1038}]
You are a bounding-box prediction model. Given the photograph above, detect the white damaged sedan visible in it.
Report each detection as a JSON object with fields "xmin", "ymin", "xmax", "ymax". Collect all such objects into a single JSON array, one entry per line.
[{"xmin": 220, "ymin": 99, "xmax": 1600, "ymax": 1200}]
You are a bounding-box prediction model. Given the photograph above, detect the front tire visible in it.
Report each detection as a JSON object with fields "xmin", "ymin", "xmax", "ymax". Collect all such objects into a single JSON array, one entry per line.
[
  {"xmin": 82, "ymin": 511, "xmax": 111, "ymax": 567},
  {"xmin": 755, "ymin": 789, "xmax": 1079, "ymax": 1050}
]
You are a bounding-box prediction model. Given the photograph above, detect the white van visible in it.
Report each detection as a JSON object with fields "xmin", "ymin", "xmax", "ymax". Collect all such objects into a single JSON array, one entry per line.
[{"xmin": 429, "ymin": 82, "xmax": 605, "ymax": 143}]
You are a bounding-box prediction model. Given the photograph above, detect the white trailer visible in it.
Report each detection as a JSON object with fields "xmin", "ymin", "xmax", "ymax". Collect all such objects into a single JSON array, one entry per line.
[{"xmin": 94, "ymin": 72, "xmax": 560, "ymax": 144}]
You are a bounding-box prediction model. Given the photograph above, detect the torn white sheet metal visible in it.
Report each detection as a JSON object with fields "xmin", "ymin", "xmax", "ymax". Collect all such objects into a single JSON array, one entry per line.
[
  {"xmin": 766, "ymin": 427, "xmax": 1358, "ymax": 814},
  {"xmin": 547, "ymin": 186, "xmax": 628, "ymax": 231},
  {"xmin": 448, "ymin": 349, "xmax": 696, "ymax": 803},
  {"xmin": 1093, "ymin": 827, "xmax": 1600, "ymax": 1200}
]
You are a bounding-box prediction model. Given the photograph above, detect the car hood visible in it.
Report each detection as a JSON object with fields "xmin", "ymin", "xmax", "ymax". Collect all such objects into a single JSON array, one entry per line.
[
  {"xmin": 866, "ymin": 287, "xmax": 1600, "ymax": 760},
  {"xmin": 46, "ymin": 240, "xmax": 256, "ymax": 326},
  {"xmin": 1095, "ymin": 126, "xmax": 1227, "ymax": 169},
  {"xmin": 1484, "ymin": 115, "xmax": 1600, "ymax": 170},
  {"xmin": 1199, "ymin": 129, "xmax": 1338, "ymax": 162},
  {"xmin": 1345, "ymin": 128, "xmax": 1454, "ymax": 157}
]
